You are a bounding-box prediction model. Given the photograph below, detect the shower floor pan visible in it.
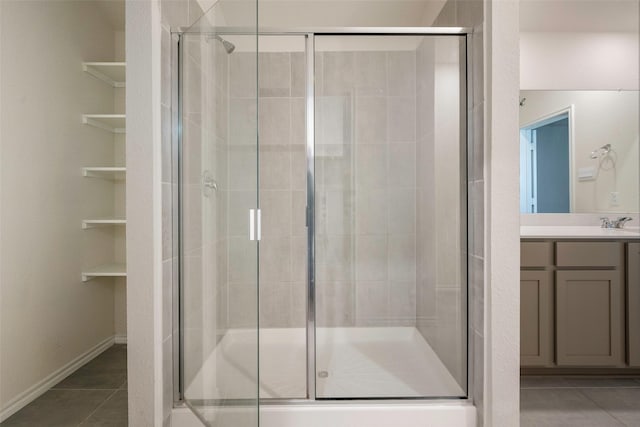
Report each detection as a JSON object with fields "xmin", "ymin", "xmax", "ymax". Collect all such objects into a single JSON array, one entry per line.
[{"xmin": 185, "ymin": 327, "xmax": 464, "ymax": 400}]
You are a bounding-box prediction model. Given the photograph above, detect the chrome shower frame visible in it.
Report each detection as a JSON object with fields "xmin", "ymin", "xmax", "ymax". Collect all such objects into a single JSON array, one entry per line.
[{"xmin": 171, "ymin": 26, "xmax": 475, "ymax": 408}]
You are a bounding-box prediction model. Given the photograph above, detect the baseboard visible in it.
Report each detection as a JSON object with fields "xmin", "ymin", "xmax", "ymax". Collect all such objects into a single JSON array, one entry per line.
[
  {"xmin": 114, "ymin": 334, "xmax": 128, "ymax": 344},
  {"xmin": 0, "ymin": 335, "xmax": 116, "ymax": 422}
]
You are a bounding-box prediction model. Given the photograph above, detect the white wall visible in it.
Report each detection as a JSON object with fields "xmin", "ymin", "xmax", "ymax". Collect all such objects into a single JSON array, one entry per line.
[
  {"xmin": 486, "ymin": 0, "xmax": 521, "ymax": 426},
  {"xmin": 126, "ymin": 0, "xmax": 165, "ymax": 425},
  {"xmin": 0, "ymin": 0, "xmax": 118, "ymax": 419},
  {"xmin": 520, "ymin": 90, "xmax": 639, "ymax": 213},
  {"xmin": 521, "ymin": 32, "xmax": 639, "ymax": 90}
]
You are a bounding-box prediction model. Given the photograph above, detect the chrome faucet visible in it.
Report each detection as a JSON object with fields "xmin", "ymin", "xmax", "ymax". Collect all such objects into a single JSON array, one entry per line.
[
  {"xmin": 600, "ymin": 216, "xmax": 633, "ymax": 229},
  {"xmin": 613, "ymin": 217, "xmax": 633, "ymax": 228},
  {"xmin": 600, "ymin": 217, "xmax": 613, "ymax": 228}
]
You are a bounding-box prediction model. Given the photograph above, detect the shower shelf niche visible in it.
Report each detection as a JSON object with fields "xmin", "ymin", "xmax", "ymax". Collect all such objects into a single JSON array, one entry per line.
[
  {"xmin": 82, "ymin": 217, "xmax": 127, "ymax": 229},
  {"xmin": 82, "ymin": 114, "xmax": 126, "ymax": 134},
  {"xmin": 82, "ymin": 62, "xmax": 126, "ymax": 87},
  {"xmin": 82, "ymin": 262, "xmax": 127, "ymax": 282}
]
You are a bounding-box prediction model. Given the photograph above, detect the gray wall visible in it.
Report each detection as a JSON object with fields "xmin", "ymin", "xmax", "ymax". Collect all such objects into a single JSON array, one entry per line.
[
  {"xmin": 226, "ymin": 50, "xmax": 307, "ymax": 328},
  {"xmin": 231, "ymin": 48, "xmax": 420, "ymax": 329},
  {"xmin": 315, "ymin": 49, "xmax": 419, "ymax": 328},
  {"xmin": 415, "ymin": 36, "xmax": 466, "ymax": 388}
]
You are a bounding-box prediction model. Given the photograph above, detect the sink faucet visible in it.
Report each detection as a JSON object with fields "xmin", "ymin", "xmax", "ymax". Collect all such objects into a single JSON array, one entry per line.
[
  {"xmin": 600, "ymin": 216, "xmax": 633, "ymax": 229},
  {"xmin": 600, "ymin": 217, "xmax": 613, "ymax": 228},
  {"xmin": 613, "ymin": 217, "xmax": 633, "ymax": 228}
]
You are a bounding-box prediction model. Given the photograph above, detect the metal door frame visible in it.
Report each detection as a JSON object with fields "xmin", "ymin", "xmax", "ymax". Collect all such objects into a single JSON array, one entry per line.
[{"xmin": 172, "ymin": 26, "xmax": 474, "ymax": 408}]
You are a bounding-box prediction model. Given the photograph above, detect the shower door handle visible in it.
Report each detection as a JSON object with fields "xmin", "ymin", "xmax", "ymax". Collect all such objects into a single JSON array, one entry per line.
[{"xmin": 249, "ymin": 209, "xmax": 261, "ymax": 241}]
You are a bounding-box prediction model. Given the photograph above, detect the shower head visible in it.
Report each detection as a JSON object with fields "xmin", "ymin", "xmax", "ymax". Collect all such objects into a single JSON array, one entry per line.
[{"xmin": 210, "ymin": 35, "xmax": 235, "ymax": 54}]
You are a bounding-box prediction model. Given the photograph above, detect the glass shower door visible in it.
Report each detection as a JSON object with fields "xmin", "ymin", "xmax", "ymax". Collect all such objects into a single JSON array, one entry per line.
[
  {"xmin": 179, "ymin": 15, "xmax": 259, "ymax": 427},
  {"xmin": 314, "ymin": 34, "xmax": 468, "ymax": 399}
]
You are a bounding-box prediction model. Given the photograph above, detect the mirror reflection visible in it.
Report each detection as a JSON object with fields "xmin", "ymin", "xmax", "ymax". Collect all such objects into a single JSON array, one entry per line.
[{"xmin": 519, "ymin": 90, "xmax": 639, "ymax": 214}]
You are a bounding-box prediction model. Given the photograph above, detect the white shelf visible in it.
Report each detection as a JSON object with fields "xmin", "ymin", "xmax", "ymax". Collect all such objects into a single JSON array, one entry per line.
[
  {"xmin": 82, "ymin": 167, "xmax": 126, "ymax": 180},
  {"xmin": 82, "ymin": 263, "xmax": 127, "ymax": 282},
  {"xmin": 82, "ymin": 217, "xmax": 126, "ymax": 229},
  {"xmin": 82, "ymin": 114, "xmax": 126, "ymax": 134},
  {"xmin": 83, "ymin": 62, "xmax": 126, "ymax": 88}
]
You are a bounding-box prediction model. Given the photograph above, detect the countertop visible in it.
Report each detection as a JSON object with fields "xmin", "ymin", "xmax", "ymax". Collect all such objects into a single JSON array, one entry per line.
[{"xmin": 521, "ymin": 226, "xmax": 640, "ymax": 239}]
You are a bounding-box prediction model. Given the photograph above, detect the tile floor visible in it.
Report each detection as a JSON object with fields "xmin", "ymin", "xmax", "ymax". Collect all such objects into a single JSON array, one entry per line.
[
  {"xmin": 6, "ymin": 354, "xmax": 640, "ymax": 426},
  {"xmin": 521, "ymin": 375, "xmax": 640, "ymax": 427},
  {"xmin": 1, "ymin": 345, "xmax": 128, "ymax": 426}
]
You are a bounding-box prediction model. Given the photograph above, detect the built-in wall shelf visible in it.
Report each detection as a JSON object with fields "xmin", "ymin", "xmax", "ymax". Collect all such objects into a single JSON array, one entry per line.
[
  {"xmin": 82, "ymin": 217, "xmax": 126, "ymax": 229},
  {"xmin": 82, "ymin": 114, "xmax": 126, "ymax": 134},
  {"xmin": 82, "ymin": 263, "xmax": 127, "ymax": 282},
  {"xmin": 82, "ymin": 167, "xmax": 126, "ymax": 179},
  {"xmin": 82, "ymin": 62, "xmax": 126, "ymax": 88}
]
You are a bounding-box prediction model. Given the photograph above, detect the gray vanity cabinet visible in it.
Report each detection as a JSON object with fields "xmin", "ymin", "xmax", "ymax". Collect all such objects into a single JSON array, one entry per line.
[
  {"xmin": 629, "ymin": 243, "xmax": 640, "ymax": 367},
  {"xmin": 520, "ymin": 242, "xmax": 554, "ymax": 366},
  {"xmin": 521, "ymin": 270, "xmax": 554, "ymax": 366},
  {"xmin": 555, "ymin": 270, "xmax": 624, "ymax": 366},
  {"xmin": 521, "ymin": 240, "xmax": 630, "ymax": 368},
  {"xmin": 555, "ymin": 242, "xmax": 625, "ymax": 367}
]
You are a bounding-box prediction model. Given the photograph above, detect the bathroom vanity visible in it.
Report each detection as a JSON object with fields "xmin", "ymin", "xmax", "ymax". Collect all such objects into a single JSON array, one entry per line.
[
  {"xmin": 520, "ymin": 226, "xmax": 640, "ymax": 371},
  {"xmin": 518, "ymin": 89, "xmax": 640, "ymax": 372}
]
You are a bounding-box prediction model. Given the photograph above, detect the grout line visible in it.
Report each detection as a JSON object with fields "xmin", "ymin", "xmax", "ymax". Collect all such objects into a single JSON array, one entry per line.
[
  {"xmin": 50, "ymin": 388, "xmax": 121, "ymax": 391},
  {"xmin": 522, "ymin": 385, "xmax": 640, "ymax": 390},
  {"xmin": 577, "ymin": 389, "xmax": 629, "ymax": 427},
  {"xmin": 76, "ymin": 389, "xmax": 119, "ymax": 426}
]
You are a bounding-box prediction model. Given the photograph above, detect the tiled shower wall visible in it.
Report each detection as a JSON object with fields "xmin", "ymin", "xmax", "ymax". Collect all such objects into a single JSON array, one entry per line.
[
  {"xmin": 415, "ymin": 36, "xmax": 466, "ymax": 388},
  {"xmin": 314, "ymin": 50, "xmax": 419, "ymax": 328},
  {"xmin": 160, "ymin": 1, "xmax": 210, "ymax": 425},
  {"xmin": 226, "ymin": 51, "xmax": 307, "ymax": 329},
  {"xmin": 226, "ymin": 48, "xmax": 420, "ymax": 329},
  {"xmin": 434, "ymin": 0, "xmax": 485, "ymax": 424},
  {"xmin": 180, "ymin": 33, "xmax": 231, "ymax": 387}
]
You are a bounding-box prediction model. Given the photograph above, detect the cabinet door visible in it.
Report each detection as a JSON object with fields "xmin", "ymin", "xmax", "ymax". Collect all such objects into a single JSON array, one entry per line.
[
  {"xmin": 629, "ymin": 243, "xmax": 640, "ymax": 367},
  {"xmin": 556, "ymin": 270, "xmax": 624, "ymax": 366},
  {"xmin": 521, "ymin": 270, "xmax": 553, "ymax": 366}
]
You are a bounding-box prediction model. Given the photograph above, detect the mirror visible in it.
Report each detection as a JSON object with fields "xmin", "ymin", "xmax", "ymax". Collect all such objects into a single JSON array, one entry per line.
[{"xmin": 519, "ymin": 90, "xmax": 639, "ymax": 214}]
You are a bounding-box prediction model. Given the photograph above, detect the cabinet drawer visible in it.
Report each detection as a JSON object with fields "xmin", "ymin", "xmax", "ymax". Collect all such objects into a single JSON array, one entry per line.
[
  {"xmin": 521, "ymin": 242, "xmax": 553, "ymax": 267},
  {"xmin": 556, "ymin": 242, "xmax": 622, "ymax": 268}
]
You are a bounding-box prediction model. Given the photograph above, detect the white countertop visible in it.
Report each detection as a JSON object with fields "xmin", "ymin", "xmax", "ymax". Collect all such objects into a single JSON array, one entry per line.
[{"xmin": 521, "ymin": 226, "xmax": 640, "ymax": 239}]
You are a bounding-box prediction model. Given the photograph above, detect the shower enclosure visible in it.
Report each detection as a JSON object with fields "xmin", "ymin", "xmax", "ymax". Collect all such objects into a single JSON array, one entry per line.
[{"xmin": 175, "ymin": 9, "xmax": 471, "ymax": 426}]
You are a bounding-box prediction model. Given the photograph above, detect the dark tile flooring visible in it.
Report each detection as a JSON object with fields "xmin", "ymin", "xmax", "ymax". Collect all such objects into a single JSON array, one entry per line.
[
  {"xmin": 2, "ymin": 345, "xmax": 128, "ymax": 427},
  {"xmin": 521, "ymin": 375, "xmax": 640, "ymax": 427}
]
